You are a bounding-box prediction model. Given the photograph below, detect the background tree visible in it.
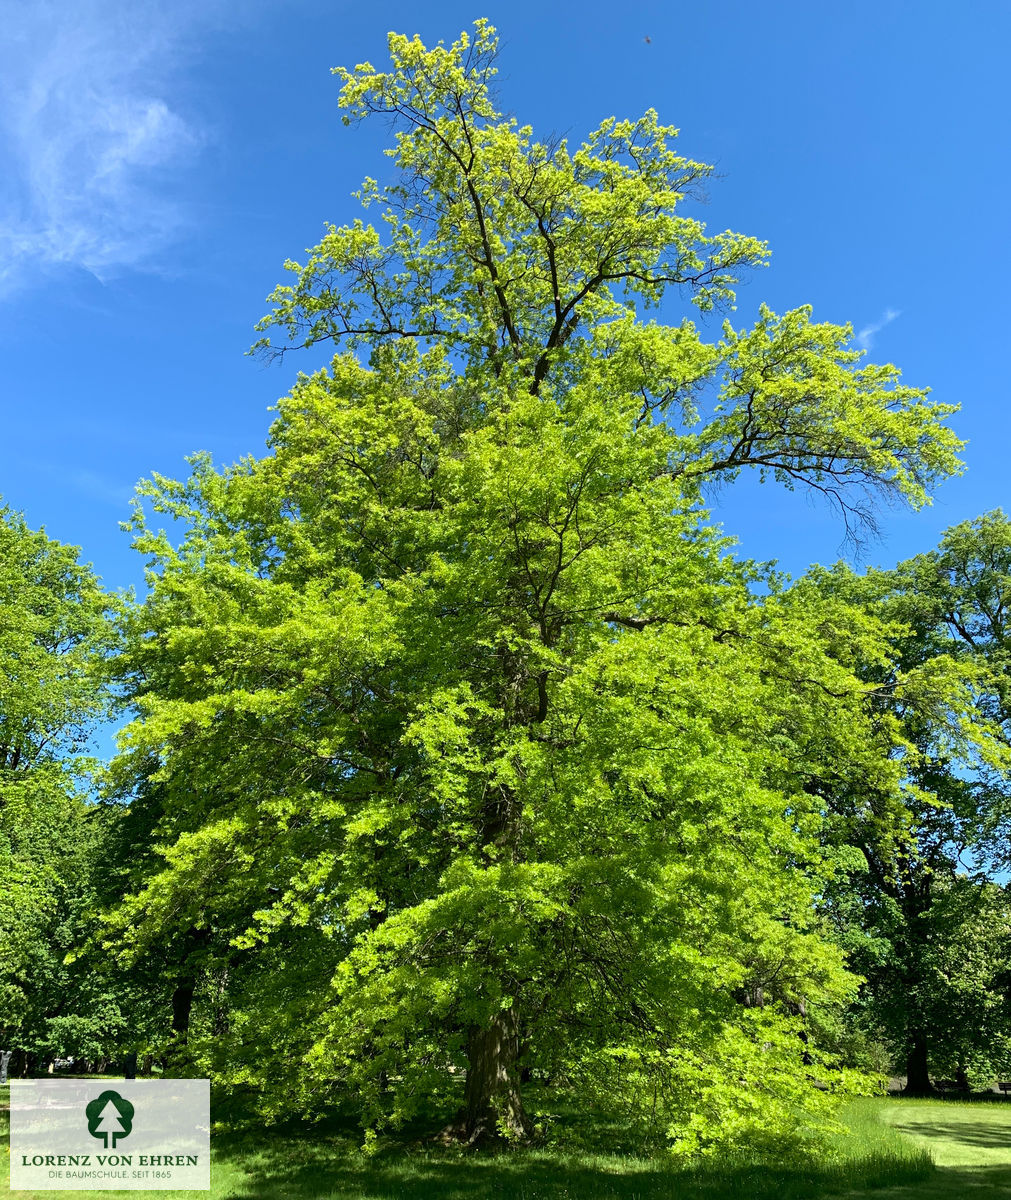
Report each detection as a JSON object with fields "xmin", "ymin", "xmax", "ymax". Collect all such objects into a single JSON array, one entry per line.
[
  {"xmin": 105, "ymin": 23, "xmax": 964, "ymax": 1150},
  {"xmin": 0, "ymin": 505, "xmax": 113, "ymax": 1072},
  {"xmin": 78, "ymin": 773, "xmax": 217, "ymax": 1074},
  {"xmin": 805, "ymin": 512, "xmax": 1011, "ymax": 1092}
]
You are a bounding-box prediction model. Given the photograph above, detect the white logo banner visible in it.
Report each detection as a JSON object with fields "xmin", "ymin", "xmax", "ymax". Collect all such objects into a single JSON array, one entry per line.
[{"xmin": 10, "ymin": 1080, "xmax": 210, "ymax": 1191}]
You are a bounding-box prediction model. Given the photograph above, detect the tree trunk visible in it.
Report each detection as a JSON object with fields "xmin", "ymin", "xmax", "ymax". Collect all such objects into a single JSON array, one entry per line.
[
  {"xmin": 165, "ymin": 976, "xmax": 197, "ymax": 1074},
  {"xmin": 171, "ymin": 977, "xmax": 195, "ymax": 1037},
  {"xmin": 166, "ymin": 927, "xmax": 211, "ymax": 1067},
  {"xmin": 463, "ymin": 1005, "xmax": 531, "ymax": 1145},
  {"xmin": 904, "ymin": 1032, "xmax": 932, "ymax": 1094}
]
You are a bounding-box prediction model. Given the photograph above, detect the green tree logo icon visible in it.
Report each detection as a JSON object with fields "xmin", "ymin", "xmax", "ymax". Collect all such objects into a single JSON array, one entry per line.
[{"xmin": 85, "ymin": 1090, "xmax": 135, "ymax": 1149}]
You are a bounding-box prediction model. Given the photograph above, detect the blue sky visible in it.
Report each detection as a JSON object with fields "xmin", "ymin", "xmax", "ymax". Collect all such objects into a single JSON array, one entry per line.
[{"xmin": 0, "ymin": 0, "xmax": 1007, "ymax": 595}]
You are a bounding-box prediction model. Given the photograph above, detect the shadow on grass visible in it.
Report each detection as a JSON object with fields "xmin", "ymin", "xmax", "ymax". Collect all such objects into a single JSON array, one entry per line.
[
  {"xmin": 214, "ymin": 1128, "xmax": 934, "ymax": 1200},
  {"xmin": 886, "ymin": 1118, "xmax": 1011, "ymax": 1150},
  {"xmin": 866, "ymin": 1165, "xmax": 1011, "ymax": 1198}
]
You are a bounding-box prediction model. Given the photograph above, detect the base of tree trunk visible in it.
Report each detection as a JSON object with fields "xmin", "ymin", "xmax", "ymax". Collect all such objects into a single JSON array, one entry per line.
[
  {"xmin": 437, "ymin": 1112, "xmax": 534, "ymax": 1150},
  {"xmin": 903, "ymin": 1034, "xmax": 933, "ymax": 1095},
  {"xmin": 442, "ymin": 1008, "xmax": 533, "ymax": 1148}
]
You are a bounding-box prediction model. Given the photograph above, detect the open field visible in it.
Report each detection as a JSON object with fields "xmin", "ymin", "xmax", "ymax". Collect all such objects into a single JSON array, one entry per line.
[{"xmin": 7, "ymin": 1084, "xmax": 1009, "ymax": 1200}]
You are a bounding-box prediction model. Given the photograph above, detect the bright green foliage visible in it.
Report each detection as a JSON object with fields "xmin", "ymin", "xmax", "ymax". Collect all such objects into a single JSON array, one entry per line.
[
  {"xmin": 106, "ymin": 24, "xmax": 966, "ymax": 1151},
  {"xmin": 256, "ymin": 22, "xmax": 961, "ymax": 532},
  {"xmin": 0, "ymin": 506, "xmax": 113, "ymax": 1061},
  {"xmin": 110, "ymin": 374, "xmax": 867, "ymax": 1153}
]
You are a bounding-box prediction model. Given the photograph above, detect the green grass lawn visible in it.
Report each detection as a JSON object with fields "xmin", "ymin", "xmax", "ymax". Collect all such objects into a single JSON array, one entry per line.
[
  {"xmin": 850, "ymin": 1097, "xmax": 1011, "ymax": 1198},
  {"xmin": 3, "ymin": 1084, "xmax": 1009, "ymax": 1199}
]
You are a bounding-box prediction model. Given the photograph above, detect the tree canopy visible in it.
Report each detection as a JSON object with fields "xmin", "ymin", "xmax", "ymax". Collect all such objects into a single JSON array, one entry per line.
[{"xmin": 255, "ymin": 21, "xmax": 960, "ymax": 537}]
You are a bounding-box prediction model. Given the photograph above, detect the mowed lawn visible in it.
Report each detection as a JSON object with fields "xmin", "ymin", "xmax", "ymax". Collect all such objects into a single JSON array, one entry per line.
[
  {"xmin": 3, "ymin": 1084, "xmax": 1011, "ymax": 1200},
  {"xmin": 856, "ymin": 1098, "xmax": 1011, "ymax": 1198}
]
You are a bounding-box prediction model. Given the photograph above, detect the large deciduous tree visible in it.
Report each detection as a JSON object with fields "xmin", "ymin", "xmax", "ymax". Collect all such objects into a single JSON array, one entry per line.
[{"xmin": 107, "ymin": 23, "xmax": 964, "ymax": 1149}]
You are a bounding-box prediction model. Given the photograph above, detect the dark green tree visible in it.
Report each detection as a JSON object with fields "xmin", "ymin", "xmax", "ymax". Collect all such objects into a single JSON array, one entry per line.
[
  {"xmin": 0, "ymin": 504, "xmax": 113, "ymax": 1071},
  {"xmin": 806, "ymin": 512, "xmax": 1011, "ymax": 1092}
]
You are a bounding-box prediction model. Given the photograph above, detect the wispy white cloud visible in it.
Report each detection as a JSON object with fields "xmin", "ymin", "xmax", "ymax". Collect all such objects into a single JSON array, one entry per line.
[
  {"xmin": 0, "ymin": 1, "xmax": 216, "ymax": 295},
  {"xmin": 855, "ymin": 307, "xmax": 901, "ymax": 350}
]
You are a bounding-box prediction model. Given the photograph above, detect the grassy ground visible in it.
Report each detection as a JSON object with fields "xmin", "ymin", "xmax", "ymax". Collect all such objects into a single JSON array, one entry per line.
[
  {"xmin": 851, "ymin": 1097, "xmax": 1011, "ymax": 1198},
  {"xmin": 2, "ymin": 1083, "xmax": 1008, "ymax": 1199}
]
